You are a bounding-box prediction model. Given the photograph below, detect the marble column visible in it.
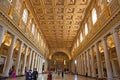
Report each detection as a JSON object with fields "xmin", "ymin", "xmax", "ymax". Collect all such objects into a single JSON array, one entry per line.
[
  {"xmin": 81, "ymin": 54, "xmax": 84, "ymax": 75},
  {"xmin": 34, "ymin": 53, "xmax": 37, "ymax": 68},
  {"xmin": 81, "ymin": 55, "xmax": 83, "ymax": 75},
  {"xmin": 31, "ymin": 52, "xmax": 35, "ymax": 71},
  {"xmin": 40, "ymin": 58, "xmax": 42, "ymax": 73},
  {"xmin": 78, "ymin": 57, "xmax": 79, "ymax": 74},
  {"xmin": 102, "ymin": 37, "xmax": 113, "ymax": 79},
  {"xmin": 39, "ymin": 57, "xmax": 41, "ymax": 73},
  {"xmin": 38, "ymin": 56, "xmax": 40, "ymax": 73},
  {"xmin": 0, "ymin": 26, "xmax": 6, "ymax": 47},
  {"xmin": 84, "ymin": 52, "xmax": 87, "ymax": 75},
  {"xmin": 95, "ymin": 43, "xmax": 102, "ymax": 78},
  {"xmin": 36, "ymin": 55, "xmax": 39, "ymax": 71},
  {"xmin": 78, "ymin": 56, "xmax": 80, "ymax": 74},
  {"xmin": 113, "ymin": 29, "xmax": 120, "ymax": 67},
  {"xmin": 22, "ymin": 46, "xmax": 28, "ymax": 75},
  {"xmin": 111, "ymin": 60, "xmax": 118, "ymax": 77},
  {"xmin": 37, "ymin": 55, "xmax": 39, "ymax": 70},
  {"xmin": 28, "ymin": 49, "xmax": 33, "ymax": 70},
  {"xmin": 87, "ymin": 51, "xmax": 91, "ymax": 76},
  {"xmin": 76, "ymin": 58, "xmax": 78, "ymax": 74},
  {"xmin": 79, "ymin": 55, "xmax": 81, "ymax": 74},
  {"xmin": 2, "ymin": 36, "xmax": 16, "ymax": 77},
  {"xmin": 79, "ymin": 55, "xmax": 81, "ymax": 75},
  {"xmin": 90, "ymin": 47, "xmax": 96, "ymax": 77},
  {"xmin": 15, "ymin": 41, "xmax": 23, "ymax": 75}
]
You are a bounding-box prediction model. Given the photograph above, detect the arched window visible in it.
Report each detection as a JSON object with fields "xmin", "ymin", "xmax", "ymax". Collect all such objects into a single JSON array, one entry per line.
[
  {"xmin": 92, "ymin": 8, "xmax": 97, "ymax": 25},
  {"xmin": 31, "ymin": 23, "xmax": 35, "ymax": 35},
  {"xmin": 80, "ymin": 33, "xmax": 83, "ymax": 42},
  {"xmin": 22, "ymin": 9, "xmax": 28, "ymax": 23},
  {"xmin": 8, "ymin": 0, "xmax": 12, "ymax": 4},
  {"xmin": 74, "ymin": 60, "xmax": 77, "ymax": 64},
  {"xmin": 64, "ymin": 60, "xmax": 66, "ymax": 65},
  {"xmin": 85, "ymin": 23, "xmax": 88, "ymax": 35}
]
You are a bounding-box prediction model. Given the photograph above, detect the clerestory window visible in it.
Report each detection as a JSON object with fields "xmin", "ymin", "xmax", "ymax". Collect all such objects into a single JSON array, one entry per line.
[{"xmin": 92, "ymin": 8, "xmax": 97, "ymax": 25}]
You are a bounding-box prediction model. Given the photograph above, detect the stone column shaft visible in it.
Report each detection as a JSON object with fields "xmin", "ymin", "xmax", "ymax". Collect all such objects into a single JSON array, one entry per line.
[
  {"xmin": 78, "ymin": 56, "xmax": 80, "ymax": 74},
  {"xmin": 38, "ymin": 57, "xmax": 40, "ymax": 73},
  {"xmin": 40, "ymin": 58, "xmax": 42, "ymax": 73},
  {"xmin": 84, "ymin": 53, "xmax": 87, "ymax": 75},
  {"xmin": 2, "ymin": 36, "xmax": 16, "ymax": 77},
  {"xmin": 31, "ymin": 52, "xmax": 35, "ymax": 71},
  {"xmin": 113, "ymin": 29, "xmax": 120, "ymax": 67},
  {"xmin": 81, "ymin": 55, "xmax": 83, "ymax": 75},
  {"xmin": 35, "ymin": 54, "xmax": 37, "ymax": 68},
  {"xmin": 28, "ymin": 49, "xmax": 33, "ymax": 70},
  {"xmin": 90, "ymin": 48, "xmax": 96, "ymax": 77},
  {"xmin": 95, "ymin": 43, "xmax": 102, "ymax": 78},
  {"xmin": 87, "ymin": 51, "xmax": 91, "ymax": 76},
  {"xmin": 15, "ymin": 42, "xmax": 23, "ymax": 75},
  {"xmin": 0, "ymin": 26, "xmax": 6, "ymax": 47},
  {"xmin": 102, "ymin": 38, "xmax": 113, "ymax": 79},
  {"xmin": 79, "ymin": 55, "xmax": 81, "ymax": 75},
  {"xmin": 22, "ymin": 46, "xmax": 28, "ymax": 75},
  {"xmin": 81, "ymin": 54, "xmax": 84, "ymax": 75},
  {"xmin": 111, "ymin": 60, "xmax": 118, "ymax": 77},
  {"xmin": 36, "ymin": 55, "xmax": 39, "ymax": 70}
]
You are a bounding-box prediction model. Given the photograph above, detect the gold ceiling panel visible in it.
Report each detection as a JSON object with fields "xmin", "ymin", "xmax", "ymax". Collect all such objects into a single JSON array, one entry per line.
[
  {"xmin": 28, "ymin": 0, "xmax": 90, "ymax": 49},
  {"xmin": 30, "ymin": 0, "xmax": 41, "ymax": 6}
]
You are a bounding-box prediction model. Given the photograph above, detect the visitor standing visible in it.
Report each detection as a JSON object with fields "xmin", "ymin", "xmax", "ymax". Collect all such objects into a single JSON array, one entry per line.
[
  {"xmin": 61, "ymin": 71, "xmax": 64, "ymax": 78},
  {"xmin": 32, "ymin": 68, "xmax": 38, "ymax": 80},
  {"xmin": 47, "ymin": 72, "xmax": 52, "ymax": 80},
  {"xmin": 11, "ymin": 69, "xmax": 16, "ymax": 78}
]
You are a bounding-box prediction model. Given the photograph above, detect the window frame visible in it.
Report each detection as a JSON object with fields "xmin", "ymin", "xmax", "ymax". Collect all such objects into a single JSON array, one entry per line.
[
  {"xmin": 22, "ymin": 8, "xmax": 28, "ymax": 24},
  {"xmin": 92, "ymin": 8, "xmax": 97, "ymax": 25},
  {"xmin": 85, "ymin": 23, "xmax": 88, "ymax": 36},
  {"xmin": 31, "ymin": 23, "xmax": 35, "ymax": 35}
]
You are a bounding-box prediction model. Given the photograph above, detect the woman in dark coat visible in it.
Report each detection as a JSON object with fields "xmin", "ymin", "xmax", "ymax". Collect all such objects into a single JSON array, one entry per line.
[
  {"xmin": 61, "ymin": 71, "xmax": 64, "ymax": 77},
  {"xmin": 26, "ymin": 70, "xmax": 31, "ymax": 80},
  {"xmin": 32, "ymin": 68, "xmax": 38, "ymax": 80}
]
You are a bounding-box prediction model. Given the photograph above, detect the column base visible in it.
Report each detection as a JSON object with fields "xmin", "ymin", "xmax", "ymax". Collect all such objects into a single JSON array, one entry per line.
[{"xmin": 1, "ymin": 72, "xmax": 9, "ymax": 77}]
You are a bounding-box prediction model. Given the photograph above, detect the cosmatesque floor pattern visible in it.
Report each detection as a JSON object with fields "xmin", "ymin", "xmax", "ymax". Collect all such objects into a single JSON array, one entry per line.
[{"xmin": 6, "ymin": 74, "xmax": 95, "ymax": 80}]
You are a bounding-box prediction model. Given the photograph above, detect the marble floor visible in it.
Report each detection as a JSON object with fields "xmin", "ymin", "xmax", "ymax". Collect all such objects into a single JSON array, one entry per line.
[{"xmin": 6, "ymin": 74, "xmax": 95, "ymax": 80}]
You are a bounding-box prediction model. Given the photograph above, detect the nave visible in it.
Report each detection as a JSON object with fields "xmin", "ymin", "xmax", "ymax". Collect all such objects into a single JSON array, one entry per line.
[
  {"xmin": 0, "ymin": 0, "xmax": 120, "ymax": 80},
  {"xmin": 6, "ymin": 74, "xmax": 95, "ymax": 80}
]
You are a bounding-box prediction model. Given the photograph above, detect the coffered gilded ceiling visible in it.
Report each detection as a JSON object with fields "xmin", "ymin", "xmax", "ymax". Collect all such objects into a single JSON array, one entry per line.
[{"xmin": 28, "ymin": 0, "xmax": 91, "ymax": 50}]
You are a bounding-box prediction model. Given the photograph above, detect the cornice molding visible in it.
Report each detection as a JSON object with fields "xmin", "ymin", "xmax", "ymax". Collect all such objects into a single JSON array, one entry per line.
[
  {"xmin": 75, "ymin": 9, "xmax": 120, "ymax": 58},
  {"xmin": 0, "ymin": 11, "xmax": 43, "ymax": 56}
]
